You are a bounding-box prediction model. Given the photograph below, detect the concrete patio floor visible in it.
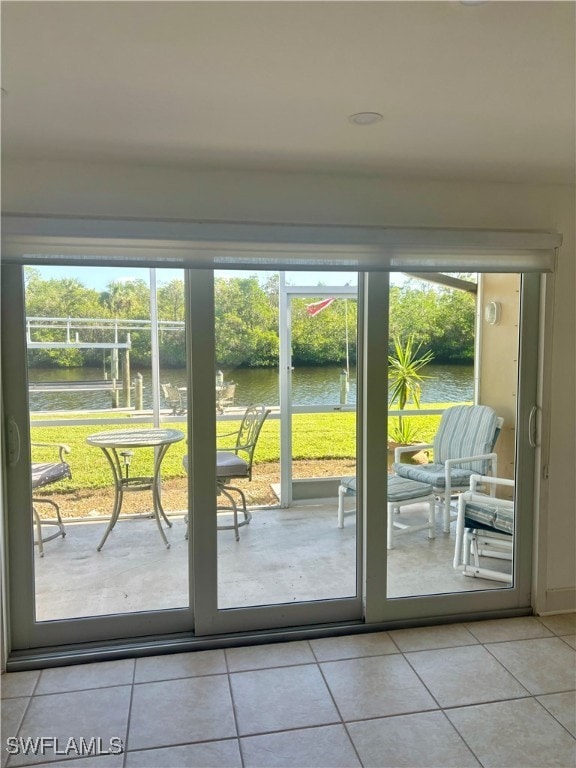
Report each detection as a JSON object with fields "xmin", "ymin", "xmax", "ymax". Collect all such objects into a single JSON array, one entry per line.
[{"xmin": 34, "ymin": 499, "xmax": 508, "ymax": 622}]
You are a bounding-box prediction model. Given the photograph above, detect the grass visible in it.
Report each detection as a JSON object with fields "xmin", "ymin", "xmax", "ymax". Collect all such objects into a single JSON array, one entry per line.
[{"xmin": 30, "ymin": 404, "xmax": 462, "ymax": 493}]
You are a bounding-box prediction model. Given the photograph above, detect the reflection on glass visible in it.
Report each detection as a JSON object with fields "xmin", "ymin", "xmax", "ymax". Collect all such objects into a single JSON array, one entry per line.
[
  {"xmin": 27, "ymin": 266, "xmax": 189, "ymax": 620},
  {"xmin": 386, "ymin": 272, "xmax": 518, "ymax": 597}
]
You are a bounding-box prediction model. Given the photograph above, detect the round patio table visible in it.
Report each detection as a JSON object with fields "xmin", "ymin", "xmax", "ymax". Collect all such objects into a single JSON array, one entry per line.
[{"xmin": 86, "ymin": 428, "xmax": 185, "ymax": 550}]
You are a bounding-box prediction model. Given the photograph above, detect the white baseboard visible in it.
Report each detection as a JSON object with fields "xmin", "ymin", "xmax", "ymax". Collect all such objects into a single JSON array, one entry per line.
[{"xmin": 537, "ymin": 588, "xmax": 576, "ymax": 615}]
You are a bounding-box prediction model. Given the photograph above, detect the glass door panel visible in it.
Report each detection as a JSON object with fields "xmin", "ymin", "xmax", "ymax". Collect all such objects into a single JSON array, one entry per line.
[
  {"xmin": 213, "ymin": 271, "xmax": 281, "ymax": 608},
  {"xmin": 4, "ymin": 256, "xmax": 537, "ymax": 654},
  {"xmin": 24, "ymin": 265, "xmax": 189, "ymax": 621},
  {"xmin": 214, "ymin": 270, "xmax": 359, "ymax": 610},
  {"xmin": 386, "ymin": 272, "xmax": 520, "ymax": 598}
]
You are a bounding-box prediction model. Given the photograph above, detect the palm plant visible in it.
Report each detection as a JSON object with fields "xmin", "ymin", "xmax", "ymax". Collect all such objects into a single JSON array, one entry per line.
[{"xmin": 388, "ymin": 335, "xmax": 434, "ymax": 444}]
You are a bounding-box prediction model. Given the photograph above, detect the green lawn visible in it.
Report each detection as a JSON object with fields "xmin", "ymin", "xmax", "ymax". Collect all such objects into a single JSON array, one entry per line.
[{"xmin": 30, "ymin": 405, "xmax": 458, "ymax": 492}]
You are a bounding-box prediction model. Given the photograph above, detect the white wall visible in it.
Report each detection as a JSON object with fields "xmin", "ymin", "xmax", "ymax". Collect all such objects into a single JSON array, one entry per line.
[{"xmin": 3, "ymin": 159, "xmax": 575, "ymax": 614}]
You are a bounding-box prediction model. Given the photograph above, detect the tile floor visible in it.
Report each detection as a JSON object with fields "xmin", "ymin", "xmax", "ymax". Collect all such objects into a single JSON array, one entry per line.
[{"xmin": 2, "ymin": 614, "xmax": 575, "ymax": 767}]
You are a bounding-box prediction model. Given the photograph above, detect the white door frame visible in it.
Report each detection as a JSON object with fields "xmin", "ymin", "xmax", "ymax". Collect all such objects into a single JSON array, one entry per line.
[
  {"xmin": 190, "ymin": 270, "xmax": 364, "ymax": 636},
  {"xmin": 278, "ymin": 275, "xmax": 358, "ymax": 508},
  {"xmin": 1, "ymin": 216, "xmax": 551, "ymax": 658}
]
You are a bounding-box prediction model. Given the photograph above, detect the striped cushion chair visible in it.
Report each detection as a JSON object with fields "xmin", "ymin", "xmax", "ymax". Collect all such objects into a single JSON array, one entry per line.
[
  {"xmin": 453, "ymin": 474, "xmax": 514, "ymax": 584},
  {"xmin": 393, "ymin": 405, "xmax": 502, "ymax": 533}
]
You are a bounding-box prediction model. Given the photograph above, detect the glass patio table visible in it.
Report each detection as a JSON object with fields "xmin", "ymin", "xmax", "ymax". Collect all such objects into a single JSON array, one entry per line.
[{"xmin": 86, "ymin": 428, "xmax": 185, "ymax": 550}]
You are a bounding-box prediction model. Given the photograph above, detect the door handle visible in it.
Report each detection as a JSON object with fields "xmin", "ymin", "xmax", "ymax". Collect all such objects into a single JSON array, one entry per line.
[
  {"xmin": 528, "ymin": 405, "xmax": 538, "ymax": 448},
  {"xmin": 6, "ymin": 418, "xmax": 21, "ymax": 466}
]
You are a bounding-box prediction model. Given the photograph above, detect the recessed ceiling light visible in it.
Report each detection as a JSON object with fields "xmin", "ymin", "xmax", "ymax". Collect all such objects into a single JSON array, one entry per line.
[{"xmin": 348, "ymin": 112, "xmax": 384, "ymax": 126}]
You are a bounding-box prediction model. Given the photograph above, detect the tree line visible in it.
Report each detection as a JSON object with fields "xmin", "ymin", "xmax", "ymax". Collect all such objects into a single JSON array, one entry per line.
[{"xmin": 24, "ymin": 269, "xmax": 475, "ymax": 369}]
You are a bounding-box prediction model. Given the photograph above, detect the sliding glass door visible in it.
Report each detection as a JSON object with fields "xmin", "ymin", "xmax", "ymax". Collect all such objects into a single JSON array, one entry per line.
[
  {"xmin": 381, "ymin": 273, "xmax": 520, "ymax": 598},
  {"xmin": 2, "ymin": 264, "xmax": 194, "ymax": 648},
  {"xmin": 1, "ymin": 232, "xmax": 544, "ymax": 657},
  {"xmin": 378, "ymin": 272, "xmax": 539, "ymax": 622},
  {"xmin": 190, "ymin": 269, "xmax": 363, "ymax": 635},
  {"xmin": 2, "ymin": 263, "xmax": 365, "ymax": 649}
]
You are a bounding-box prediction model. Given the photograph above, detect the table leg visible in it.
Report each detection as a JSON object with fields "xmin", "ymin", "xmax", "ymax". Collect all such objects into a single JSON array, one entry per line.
[
  {"xmin": 152, "ymin": 443, "xmax": 172, "ymax": 549},
  {"xmin": 95, "ymin": 440, "xmax": 177, "ymax": 550},
  {"xmin": 97, "ymin": 447, "xmax": 124, "ymax": 551}
]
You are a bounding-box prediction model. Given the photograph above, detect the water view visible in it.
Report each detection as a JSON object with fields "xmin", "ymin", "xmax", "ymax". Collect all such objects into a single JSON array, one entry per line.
[{"xmin": 27, "ymin": 363, "xmax": 474, "ymax": 412}]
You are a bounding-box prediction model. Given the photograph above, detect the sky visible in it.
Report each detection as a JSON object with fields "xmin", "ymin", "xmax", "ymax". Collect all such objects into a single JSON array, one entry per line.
[{"xmin": 32, "ymin": 266, "xmax": 406, "ymax": 291}]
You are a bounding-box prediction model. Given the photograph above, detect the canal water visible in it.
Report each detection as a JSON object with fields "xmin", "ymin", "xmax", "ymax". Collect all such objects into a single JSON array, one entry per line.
[{"xmin": 28, "ymin": 364, "xmax": 474, "ymax": 412}]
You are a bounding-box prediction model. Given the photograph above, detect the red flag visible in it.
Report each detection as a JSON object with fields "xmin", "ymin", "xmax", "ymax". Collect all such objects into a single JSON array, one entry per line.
[{"xmin": 306, "ymin": 298, "xmax": 335, "ymax": 316}]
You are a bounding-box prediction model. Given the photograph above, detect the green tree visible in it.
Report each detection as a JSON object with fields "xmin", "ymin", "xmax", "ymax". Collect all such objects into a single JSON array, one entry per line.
[
  {"xmin": 25, "ymin": 271, "xmax": 102, "ymax": 368},
  {"xmin": 389, "ymin": 279, "xmax": 475, "ymax": 362},
  {"xmin": 158, "ymin": 279, "xmax": 185, "ymax": 321},
  {"xmin": 99, "ymin": 279, "xmax": 149, "ymax": 317},
  {"xmin": 291, "ymin": 298, "xmax": 357, "ymax": 366},
  {"xmin": 97, "ymin": 279, "xmax": 151, "ymax": 367},
  {"xmin": 23, "ymin": 271, "xmax": 476, "ymax": 372},
  {"xmin": 157, "ymin": 279, "xmax": 186, "ymax": 367},
  {"xmin": 215, "ymin": 277, "xmax": 278, "ymax": 368}
]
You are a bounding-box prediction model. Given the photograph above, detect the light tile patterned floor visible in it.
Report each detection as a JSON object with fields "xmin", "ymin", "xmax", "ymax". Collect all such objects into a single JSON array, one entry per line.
[{"xmin": 2, "ymin": 615, "xmax": 575, "ymax": 768}]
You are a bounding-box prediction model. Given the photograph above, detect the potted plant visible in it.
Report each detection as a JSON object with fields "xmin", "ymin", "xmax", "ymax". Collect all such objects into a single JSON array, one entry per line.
[{"xmin": 388, "ymin": 335, "xmax": 434, "ymax": 465}]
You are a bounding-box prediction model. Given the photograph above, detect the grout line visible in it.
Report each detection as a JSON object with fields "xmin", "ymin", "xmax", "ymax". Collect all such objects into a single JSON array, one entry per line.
[
  {"xmin": 6, "ymin": 696, "xmax": 36, "ymax": 768},
  {"xmin": 532, "ymin": 694, "xmax": 576, "ymax": 741},
  {"xmin": 439, "ymin": 692, "xmax": 535, "ymax": 711},
  {"xmin": 315, "ymin": 658, "xmax": 347, "ymax": 728},
  {"xmin": 385, "ymin": 631, "xmax": 404, "ymax": 655},
  {"xmin": 399, "ymin": 649, "xmax": 445, "ymax": 712},
  {"xmin": 27, "ymin": 682, "xmax": 134, "ymax": 698},
  {"xmin": 30, "ymin": 670, "xmax": 42, "ymax": 697},
  {"xmin": 481, "ymin": 637, "xmax": 552, "ymax": 696},
  {"xmin": 224, "ymin": 660, "xmax": 317, "ymax": 674},
  {"xmin": 133, "ymin": 669, "xmax": 228, "ymax": 685},
  {"xmin": 224, "ymin": 659, "xmax": 244, "ymax": 768},
  {"xmin": 122, "ymin": 735, "xmax": 241, "ymax": 755},
  {"xmin": 122, "ymin": 659, "xmax": 137, "ymax": 768},
  {"xmin": 314, "ymin": 654, "xmax": 366, "ymax": 767},
  {"xmin": 434, "ymin": 709, "xmax": 484, "ymax": 766}
]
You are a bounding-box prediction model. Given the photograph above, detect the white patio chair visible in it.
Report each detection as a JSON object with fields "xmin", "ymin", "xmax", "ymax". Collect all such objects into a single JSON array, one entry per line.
[
  {"xmin": 392, "ymin": 405, "xmax": 503, "ymax": 532},
  {"xmin": 453, "ymin": 474, "xmax": 514, "ymax": 584}
]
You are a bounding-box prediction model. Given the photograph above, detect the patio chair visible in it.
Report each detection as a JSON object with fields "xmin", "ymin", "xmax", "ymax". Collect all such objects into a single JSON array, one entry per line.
[
  {"xmin": 453, "ymin": 474, "xmax": 514, "ymax": 584},
  {"xmin": 161, "ymin": 382, "xmax": 186, "ymax": 415},
  {"xmin": 216, "ymin": 381, "xmax": 236, "ymax": 413},
  {"xmin": 183, "ymin": 404, "xmax": 271, "ymax": 540},
  {"xmin": 392, "ymin": 405, "xmax": 503, "ymax": 533},
  {"xmin": 31, "ymin": 442, "xmax": 72, "ymax": 556}
]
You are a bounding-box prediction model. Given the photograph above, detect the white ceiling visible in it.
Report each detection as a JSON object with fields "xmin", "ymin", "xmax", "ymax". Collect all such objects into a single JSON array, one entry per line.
[{"xmin": 2, "ymin": 1, "xmax": 575, "ymax": 183}]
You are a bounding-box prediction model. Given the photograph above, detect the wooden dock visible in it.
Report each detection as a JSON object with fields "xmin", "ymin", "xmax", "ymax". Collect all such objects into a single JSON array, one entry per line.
[{"xmin": 29, "ymin": 380, "xmax": 120, "ymax": 393}]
